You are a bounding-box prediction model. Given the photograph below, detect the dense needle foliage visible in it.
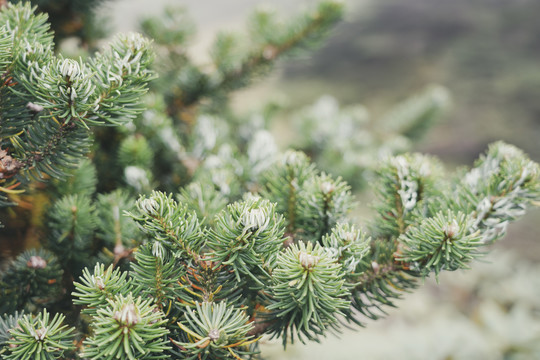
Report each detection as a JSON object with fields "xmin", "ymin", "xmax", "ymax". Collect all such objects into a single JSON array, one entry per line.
[{"xmin": 0, "ymin": 1, "xmax": 538, "ymax": 359}]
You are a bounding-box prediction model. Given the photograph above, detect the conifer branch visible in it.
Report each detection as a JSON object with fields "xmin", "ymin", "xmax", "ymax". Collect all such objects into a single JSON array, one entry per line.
[
  {"xmin": 213, "ymin": 1, "xmax": 344, "ymax": 96},
  {"xmin": 0, "ymin": 5, "xmax": 155, "ymax": 202},
  {"xmin": 1, "ymin": 2, "xmax": 539, "ymax": 360}
]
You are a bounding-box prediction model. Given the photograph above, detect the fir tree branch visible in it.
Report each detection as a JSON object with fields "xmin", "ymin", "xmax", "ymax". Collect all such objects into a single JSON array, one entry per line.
[
  {"xmin": 127, "ymin": 191, "xmax": 205, "ymax": 265},
  {"xmin": 213, "ymin": 1, "xmax": 342, "ymax": 96},
  {"xmin": 165, "ymin": 1, "xmax": 343, "ymax": 117},
  {"xmin": 351, "ymin": 259, "xmax": 417, "ymax": 320},
  {"xmin": 1, "ymin": 2, "xmax": 539, "ymax": 359}
]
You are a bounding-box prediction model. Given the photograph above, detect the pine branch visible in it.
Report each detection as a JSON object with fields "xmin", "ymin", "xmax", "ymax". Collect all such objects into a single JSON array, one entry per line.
[
  {"xmin": 266, "ymin": 241, "xmax": 350, "ymax": 346},
  {"xmin": 2, "ymin": 310, "xmax": 75, "ymax": 360},
  {"xmin": 297, "ymin": 172, "xmax": 354, "ymax": 243},
  {"xmin": 261, "ymin": 151, "xmax": 317, "ymax": 237},
  {"xmin": 72, "ymin": 263, "xmax": 132, "ymax": 316},
  {"xmin": 212, "ymin": 1, "xmax": 344, "ymax": 95},
  {"xmin": 46, "ymin": 193, "xmax": 97, "ymax": 273},
  {"xmin": 396, "ymin": 211, "xmax": 483, "ymax": 277},
  {"xmin": 81, "ymin": 294, "xmax": 170, "ymax": 360},
  {"xmin": 1, "ymin": 2, "xmax": 539, "ymax": 359},
  {"xmin": 457, "ymin": 142, "xmax": 540, "ymax": 244},
  {"xmin": 126, "ymin": 191, "xmax": 205, "ymax": 264},
  {"xmin": 173, "ymin": 301, "xmax": 257, "ymax": 360},
  {"xmin": 0, "ymin": 249, "xmax": 63, "ymax": 313},
  {"xmin": 130, "ymin": 243, "xmax": 186, "ymax": 312},
  {"xmin": 378, "ymin": 85, "xmax": 450, "ymax": 142},
  {"xmin": 0, "ymin": 311, "xmax": 24, "ymax": 348},
  {"xmin": 207, "ymin": 197, "xmax": 286, "ymax": 285},
  {"xmin": 0, "ymin": 5, "xmax": 155, "ymax": 203},
  {"xmin": 95, "ymin": 189, "xmax": 140, "ymax": 262},
  {"xmin": 351, "ymin": 257, "xmax": 417, "ymax": 320},
  {"xmin": 161, "ymin": 1, "xmax": 343, "ymax": 120},
  {"xmin": 372, "ymin": 153, "xmax": 443, "ymax": 239},
  {"xmin": 177, "ymin": 181, "xmax": 227, "ymax": 227}
]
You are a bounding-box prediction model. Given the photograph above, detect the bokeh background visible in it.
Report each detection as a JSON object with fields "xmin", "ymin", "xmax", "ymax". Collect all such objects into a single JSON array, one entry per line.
[{"xmin": 97, "ymin": 0, "xmax": 539, "ymax": 358}]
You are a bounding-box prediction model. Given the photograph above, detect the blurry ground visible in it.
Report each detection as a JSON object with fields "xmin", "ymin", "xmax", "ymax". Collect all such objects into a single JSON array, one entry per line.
[{"xmin": 101, "ymin": 0, "xmax": 540, "ymax": 358}]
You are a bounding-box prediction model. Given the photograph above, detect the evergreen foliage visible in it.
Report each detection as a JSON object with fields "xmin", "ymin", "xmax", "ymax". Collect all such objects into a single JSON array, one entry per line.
[
  {"xmin": 81, "ymin": 294, "xmax": 170, "ymax": 360},
  {"xmin": 291, "ymin": 85, "xmax": 450, "ymax": 187},
  {"xmin": 173, "ymin": 301, "xmax": 257, "ymax": 360},
  {"xmin": 267, "ymin": 241, "xmax": 350, "ymax": 345},
  {"xmin": 2, "ymin": 310, "xmax": 75, "ymax": 360},
  {"xmin": 0, "ymin": 1, "xmax": 154, "ymax": 207},
  {"xmin": 0, "ymin": 249, "xmax": 62, "ymax": 313},
  {"xmin": 0, "ymin": 2, "xmax": 538, "ymax": 359}
]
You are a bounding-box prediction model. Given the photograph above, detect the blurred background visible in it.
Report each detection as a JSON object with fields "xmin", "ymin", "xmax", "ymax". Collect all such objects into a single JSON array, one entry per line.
[{"xmin": 98, "ymin": 0, "xmax": 539, "ymax": 358}]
